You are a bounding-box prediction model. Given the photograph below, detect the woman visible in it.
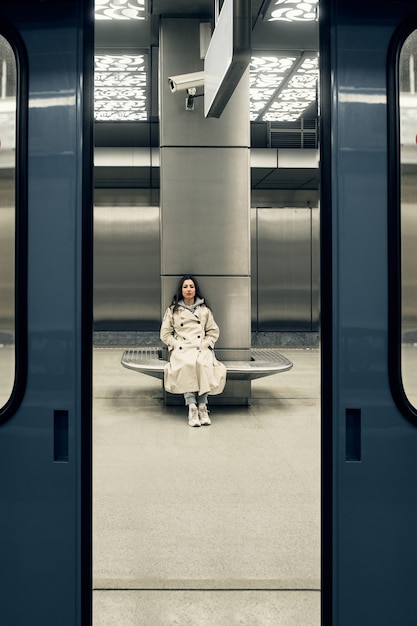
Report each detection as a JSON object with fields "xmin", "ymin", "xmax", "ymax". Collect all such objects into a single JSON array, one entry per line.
[{"xmin": 160, "ymin": 275, "xmax": 226, "ymax": 427}]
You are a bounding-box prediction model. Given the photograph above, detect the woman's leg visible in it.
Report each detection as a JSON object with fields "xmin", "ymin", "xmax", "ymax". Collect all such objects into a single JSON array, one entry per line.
[
  {"xmin": 197, "ymin": 393, "xmax": 211, "ymax": 426},
  {"xmin": 197, "ymin": 392, "xmax": 208, "ymax": 405},
  {"xmin": 184, "ymin": 392, "xmax": 200, "ymax": 427},
  {"xmin": 184, "ymin": 392, "xmax": 197, "ymax": 406}
]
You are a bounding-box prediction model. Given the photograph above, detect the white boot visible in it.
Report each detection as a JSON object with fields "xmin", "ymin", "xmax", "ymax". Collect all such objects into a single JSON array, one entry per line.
[
  {"xmin": 198, "ymin": 404, "xmax": 211, "ymax": 426},
  {"xmin": 188, "ymin": 403, "xmax": 200, "ymax": 427}
]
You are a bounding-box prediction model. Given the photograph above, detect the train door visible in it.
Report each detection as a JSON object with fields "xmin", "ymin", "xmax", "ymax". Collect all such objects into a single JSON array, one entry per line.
[
  {"xmin": 320, "ymin": 0, "xmax": 417, "ymax": 623},
  {"xmin": 0, "ymin": 2, "xmax": 93, "ymax": 624}
]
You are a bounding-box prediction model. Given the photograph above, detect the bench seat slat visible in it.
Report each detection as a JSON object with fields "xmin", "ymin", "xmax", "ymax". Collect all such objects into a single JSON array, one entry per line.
[{"xmin": 121, "ymin": 347, "xmax": 293, "ymax": 381}]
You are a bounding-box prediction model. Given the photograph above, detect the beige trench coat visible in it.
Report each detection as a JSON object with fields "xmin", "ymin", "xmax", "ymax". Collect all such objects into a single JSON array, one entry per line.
[{"xmin": 160, "ymin": 303, "xmax": 226, "ymax": 395}]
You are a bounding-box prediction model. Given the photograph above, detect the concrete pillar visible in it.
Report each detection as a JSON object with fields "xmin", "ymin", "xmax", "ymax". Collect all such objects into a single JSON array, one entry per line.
[{"xmin": 160, "ymin": 18, "xmax": 251, "ymax": 404}]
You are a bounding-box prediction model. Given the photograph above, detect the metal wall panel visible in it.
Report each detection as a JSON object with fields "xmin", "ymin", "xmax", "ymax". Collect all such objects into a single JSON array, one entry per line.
[
  {"xmin": 160, "ymin": 147, "xmax": 250, "ymax": 276},
  {"xmin": 92, "ymin": 203, "xmax": 320, "ymax": 334},
  {"xmin": 251, "ymin": 208, "xmax": 258, "ymax": 330},
  {"xmin": 402, "ymin": 200, "xmax": 417, "ymax": 331},
  {"xmin": 0, "ymin": 204, "xmax": 15, "ymax": 335},
  {"xmin": 311, "ymin": 206, "xmax": 320, "ymax": 331},
  {"xmin": 257, "ymin": 207, "xmax": 313, "ymax": 330},
  {"xmin": 94, "ymin": 205, "xmax": 160, "ymax": 330}
]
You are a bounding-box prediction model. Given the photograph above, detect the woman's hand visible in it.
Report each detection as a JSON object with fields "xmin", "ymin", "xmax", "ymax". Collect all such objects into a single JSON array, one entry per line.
[{"xmin": 200, "ymin": 338, "xmax": 214, "ymax": 351}]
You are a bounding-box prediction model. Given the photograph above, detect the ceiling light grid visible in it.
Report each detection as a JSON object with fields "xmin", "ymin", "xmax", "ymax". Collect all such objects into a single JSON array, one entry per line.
[
  {"xmin": 267, "ymin": 0, "xmax": 318, "ymax": 22},
  {"xmin": 95, "ymin": 0, "xmax": 146, "ymax": 20},
  {"xmin": 94, "ymin": 54, "xmax": 148, "ymax": 121},
  {"xmin": 252, "ymin": 54, "xmax": 318, "ymax": 122},
  {"xmin": 250, "ymin": 56, "xmax": 297, "ymax": 121}
]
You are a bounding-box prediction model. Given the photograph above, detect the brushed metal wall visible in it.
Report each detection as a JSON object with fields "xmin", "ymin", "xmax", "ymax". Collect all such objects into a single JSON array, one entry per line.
[
  {"xmin": 252, "ymin": 207, "xmax": 320, "ymax": 331},
  {"xmin": 0, "ymin": 205, "xmax": 15, "ymax": 337},
  {"xmin": 160, "ymin": 147, "xmax": 250, "ymax": 277},
  {"xmin": 93, "ymin": 205, "xmax": 160, "ymax": 330},
  {"xmin": 92, "ymin": 204, "xmax": 320, "ymax": 332},
  {"xmin": 0, "ymin": 201, "xmax": 321, "ymax": 334},
  {"xmin": 401, "ymin": 200, "xmax": 417, "ymax": 333}
]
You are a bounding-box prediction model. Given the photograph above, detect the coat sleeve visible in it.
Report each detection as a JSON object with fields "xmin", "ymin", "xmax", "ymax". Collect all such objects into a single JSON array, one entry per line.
[
  {"xmin": 201, "ymin": 307, "xmax": 220, "ymax": 349},
  {"xmin": 160, "ymin": 308, "xmax": 178, "ymax": 350}
]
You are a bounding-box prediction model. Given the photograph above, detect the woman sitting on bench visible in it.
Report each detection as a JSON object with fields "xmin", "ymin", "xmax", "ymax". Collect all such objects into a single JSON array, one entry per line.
[{"xmin": 160, "ymin": 275, "xmax": 226, "ymax": 427}]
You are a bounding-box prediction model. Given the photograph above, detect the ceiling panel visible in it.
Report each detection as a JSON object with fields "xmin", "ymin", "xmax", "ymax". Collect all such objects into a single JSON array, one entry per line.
[
  {"xmin": 252, "ymin": 167, "xmax": 319, "ymax": 190},
  {"xmin": 94, "ymin": 0, "xmax": 319, "ymax": 195}
]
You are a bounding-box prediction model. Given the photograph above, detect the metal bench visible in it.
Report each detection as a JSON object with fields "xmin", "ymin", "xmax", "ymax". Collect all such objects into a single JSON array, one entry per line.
[{"xmin": 121, "ymin": 347, "xmax": 293, "ymax": 381}]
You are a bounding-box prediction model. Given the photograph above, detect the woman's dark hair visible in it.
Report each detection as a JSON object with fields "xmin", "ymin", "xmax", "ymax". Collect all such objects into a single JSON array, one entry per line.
[{"xmin": 171, "ymin": 275, "xmax": 211, "ymax": 311}]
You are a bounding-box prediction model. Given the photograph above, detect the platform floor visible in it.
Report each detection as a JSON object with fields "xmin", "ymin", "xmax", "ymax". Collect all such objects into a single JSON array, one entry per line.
[{"xmin": 93, "ymin": 346, "xmax": 321, "ymax": 625}]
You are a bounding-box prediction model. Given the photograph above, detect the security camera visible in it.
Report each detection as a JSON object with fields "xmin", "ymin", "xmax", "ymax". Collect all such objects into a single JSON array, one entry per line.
[{"xmin": 168, "ymin": 71, "xmax": 204, "ymax": 93}]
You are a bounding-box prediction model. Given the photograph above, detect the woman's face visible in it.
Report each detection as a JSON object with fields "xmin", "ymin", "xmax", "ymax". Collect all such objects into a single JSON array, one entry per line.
[{"xmin": 182, "ymin": 279, "xmax": 196, "ymax": 301}]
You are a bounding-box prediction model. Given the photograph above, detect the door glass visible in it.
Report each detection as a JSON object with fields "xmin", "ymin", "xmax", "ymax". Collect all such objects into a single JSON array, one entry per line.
[
  {"xmin": 400, "ymin": 30, "xmax": 417, "ymax": 408},
  {"xmin": 0, "ymin": 35, "xmax": 16, "ymax": 408}
]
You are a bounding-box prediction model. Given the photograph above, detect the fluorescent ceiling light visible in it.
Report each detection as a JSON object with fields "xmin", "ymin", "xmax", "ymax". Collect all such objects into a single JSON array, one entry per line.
[
  {"xmin": 267, "ymin": 0, "xmax": 318, "ymax": 22},
  {"xmin": 95, "ymin": 0, "xmax": 146, "ymax": 20},
  {"xmin": 251, "ymin": 55, "xmax": 318, "ymax": 122},
  {"xmin": 94, "ymin": 54, "xmax": 148, "ymax": 121},
  {"xmin": 250, "ymin": 56, "xmax": 297, "ymax": 120}
]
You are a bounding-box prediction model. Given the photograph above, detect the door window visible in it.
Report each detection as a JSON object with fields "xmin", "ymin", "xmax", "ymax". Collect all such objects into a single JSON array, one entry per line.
[
  {"xmin": 0, "ymin": 27, "xmax": 27, "ymax": 423},
  {"xmin": 0, "ymin": 34, "xmax": 16, "ymax": 409},
  {"xmin": 393, "ymin": 27, "xmax": 417, "ymax": 416}
]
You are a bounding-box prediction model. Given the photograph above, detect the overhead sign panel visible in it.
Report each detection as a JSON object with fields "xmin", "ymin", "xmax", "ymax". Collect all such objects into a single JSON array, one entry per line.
[{"xmin": 204, "ymin": 0, "xmax": 251, "ymax": 118}]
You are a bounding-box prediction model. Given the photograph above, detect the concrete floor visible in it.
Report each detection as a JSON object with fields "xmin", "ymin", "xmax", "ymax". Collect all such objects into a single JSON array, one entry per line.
[{"xmin": 93, "ymin": 346, "xmax": 321, "ymax": 625}]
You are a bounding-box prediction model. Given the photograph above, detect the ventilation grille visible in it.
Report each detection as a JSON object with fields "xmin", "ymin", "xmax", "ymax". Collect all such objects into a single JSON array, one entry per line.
[{"xmin": 269, "ymin": 119, "xmax": 318, "ymax": 149}]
